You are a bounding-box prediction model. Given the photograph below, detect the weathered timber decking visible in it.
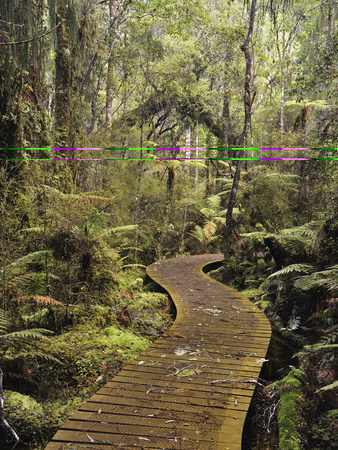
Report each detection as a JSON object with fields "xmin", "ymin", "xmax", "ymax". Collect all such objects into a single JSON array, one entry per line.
[{"xmin": 45, "ymin": 254, "xmax": 271, "ymax": 450}]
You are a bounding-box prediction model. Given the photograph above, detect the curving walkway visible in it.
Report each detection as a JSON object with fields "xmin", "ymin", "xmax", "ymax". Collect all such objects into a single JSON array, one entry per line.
[{"xmin": 45, "ymin": 254, "xmax": 271, "ymax": 449}]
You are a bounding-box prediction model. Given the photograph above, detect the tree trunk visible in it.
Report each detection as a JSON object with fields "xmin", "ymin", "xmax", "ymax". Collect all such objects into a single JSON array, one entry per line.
[
  {"xmin": 54, "ymin": 0, "xmax": 74, "ymax": 146},
  {"xmin": 221, "ymin": 82, "xmax": 233, "ymax": 147},
  {"xmin": 134, "ymin": 150, "xmax": 143, "ymax": 262},
  {"xmin": 106, "ymin": 0, "xmax": 116, "ymax": 129},
  {"xmin": 223, "ymin": 0, "xmax": 256, "ymax": 255},
  {"xmin": 238, "ymin": 0, "xmax": 256, "ymax": 146}
]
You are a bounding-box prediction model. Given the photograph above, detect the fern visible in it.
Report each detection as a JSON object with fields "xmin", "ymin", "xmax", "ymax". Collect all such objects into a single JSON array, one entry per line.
[
  {"xmin": 37, "ymin": 185, "xmax": 112, "ymax": 204},
  {"xmin": 269, "ymin": 264, "xmax": 314, "ymax": 279},
  {"xmin": 206, "ymin": 194, "xmax": 222, "ymax": 210},
  {"xmin": 0, "ymin": 310, "xmax": 10, "ymax": 335},
  {"xmin": 317, "ymin": 380, "xmax": 338, "ymax": 392},
  {"xmin": 189, "ymin": 225, "xmax": 204, "ymax": 240},
  {"xmin": 8, "ymin": 251, "xmax": 53, "ymax": 267},
  {"xmin": 20, "ymin": 226, "xmax": 44, "ymax": 233},
  {"xmin": 15, "ymin": 296, "xmax": 64, "ymax": 307},
  {"xmin": 294, "ymin": 275, "xmax": 328, "ymax": 291},
  {"xmin": 0, "ymin": 309, "xmax": 54, "ymax": 357},
  {"xmin": 203, "ymin": 220, "xmax": 217, "ymax": 240},
  {"xmin": 278, "ymin": 235, "xmax": 309, "ymax": 254},
  {"xmin": 318, "ymin": 324, "xmax": 338, "ymax": 345},
  {"xmin": 118, "ymin": 264, "xmax": 147, "ymax": 271},
  {"xmin": 304, "ymin": 344, "xmax": 338, "ymax": 352},
  {"xmin": 294, "ymin": 265, "xmax": 338, "ymax": 292},
  {"xmin": 200, "ymin": 207, "xmax": 217, "ymax": 218},
  {"xmin": 98, "ymin": 225, "xmax": 137, "ymax": 236}
]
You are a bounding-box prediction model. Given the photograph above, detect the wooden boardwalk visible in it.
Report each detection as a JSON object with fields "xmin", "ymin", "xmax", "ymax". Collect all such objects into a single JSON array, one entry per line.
[{"xmin": 45, "ymin": 254, "xmax": 271, "ymax": 450}]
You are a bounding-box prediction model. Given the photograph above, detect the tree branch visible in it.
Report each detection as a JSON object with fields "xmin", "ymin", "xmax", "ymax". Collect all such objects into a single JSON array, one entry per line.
[{"xmin": 0, "ymin": 22, "xmax": 61, "ymax": 45}]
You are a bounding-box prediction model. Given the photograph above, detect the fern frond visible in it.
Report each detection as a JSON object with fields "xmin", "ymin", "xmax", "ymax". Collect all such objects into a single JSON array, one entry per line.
[
  {"xmin": 9, "ymin": 251, "xmax": 53, "ymax": 267},
  {"xmin": 278, "ymin": 235, "xmax": 309, "ymax": 254},
  {"xmin": 269, "ymin": 264, "xmax": 314, "ymax": 279},
  {"xmin": 118, "ymin": 264, "xmax": 146, "ymax": 270},
  {"xmin": 98, "ymin": 225, "xmax": 137, "ymax": 236},
  {"xmin": 206, "ymin": 195, "xmax": 222, "ymax": 210},
  {"xmin": 0, "ymin": 328, "xmax": 54, "ymax": 353},
  {"xmin": 241, "ymin": 231, "xmax": 271, "ymax": 240},
  {"xmin": 294, "ymin": 265, "xmax": 338, "ymax": 292},
  {"xmin": 18, "ymin": 350, "xmax": 62, "ymax": 364},
  {"xmin": 212, "ymin": 216, "xmax": 226, "ymax": 224},
  {"xmin": 0, "ymin": 309, "xmax": 10, "ymax": 335},
  {"xmin": 200, "ymin": 207, "xmax": 216, "ymax": 218},
  {"xmin": 294, "ymin": 275, "xmax": 328, "ymax": 291},
  {"xmin": 317, "ymin": 380, "xmax": 338, "ymax": 392},
  {"xmin": 307, "ymin": 344, "xmax": 338, "ymax": 351},
  {"xmin": 15, "ymin": 296, "xmax": 64, "ymax": 307},
  {"xmin": 21, "ymin": 226, "xmax": 44, "ymax": 233},
  {"xmin": 189, "ymin": 225, "xmax": 204, "ymax": 240},
  {"xmin": 1, "ymin": 329, "xmax": 54, "ymax": 340},
  {"xmin": 203, "ymin": 220, "xmax": 217, "ymax": 240}
]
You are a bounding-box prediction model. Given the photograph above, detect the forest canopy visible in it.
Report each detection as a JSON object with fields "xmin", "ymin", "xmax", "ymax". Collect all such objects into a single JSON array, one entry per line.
[{"xmin": 0, "ymin": 0, "xmax": 337, "ymax": 148}]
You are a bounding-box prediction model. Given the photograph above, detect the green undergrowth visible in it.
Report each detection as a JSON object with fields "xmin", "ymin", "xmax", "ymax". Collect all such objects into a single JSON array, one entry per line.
[
  {"xmin": 309, "ymin": 409, "xmax": 338, "ymax": 449},
  {"xmin": 1, "ymin": 279, "xmax": 173, "ymax": 449}
]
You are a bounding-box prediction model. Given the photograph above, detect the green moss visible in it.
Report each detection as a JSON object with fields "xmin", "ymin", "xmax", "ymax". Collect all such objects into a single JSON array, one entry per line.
[
  {"xmin": 241, "ymin": 287, "xmax": 264, "ymax": 301},
  {"xmin": 1, "ymin": 391, "xmax": 85, "ymax": 449},
  {"xmin": 256, "ymin": 299, "xmax": 271, "ymax": 311},
  {"xmin": 131, "ymin": 292, "xmax": 168, "ymax": 310},
  {"xmin": 104, "ymin": 326, "xmax": 150, "ymax": 354},
  {"xmin": 2, "ymin": 391, "xmax": 44, "ymax": 446},
  {"xmin": 4, "ymin": 390, "xmax": 44, "ymax": 416},
  {"xmin": 267, "ymin": 369, "xmax": 307, "ymax": 450}
]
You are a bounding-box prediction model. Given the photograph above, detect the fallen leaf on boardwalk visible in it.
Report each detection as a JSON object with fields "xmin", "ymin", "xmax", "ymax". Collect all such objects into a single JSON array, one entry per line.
[
  {"xmin": 256, "ymin": 358, "xmax": 269, "ymax": 363},
  {"xmin": 174, "ymin": 345, "xmax": 190, "ymax": 356},
  {"xmin": 139, "ymin": 437, "xmax": 150, "ymax": 440},
  {"xmin": 87, "ymin": 434, "xmax": 95, "ymax": 443},
  {"xmin": 173, "ymin": 332, "xmax": 187, "ymax": 339}
]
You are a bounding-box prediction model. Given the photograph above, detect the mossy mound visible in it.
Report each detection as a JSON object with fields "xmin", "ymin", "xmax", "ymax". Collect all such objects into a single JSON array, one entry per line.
[{"xmin": 267, "ymin": 369, "xmax": 307, "ymax": 450}]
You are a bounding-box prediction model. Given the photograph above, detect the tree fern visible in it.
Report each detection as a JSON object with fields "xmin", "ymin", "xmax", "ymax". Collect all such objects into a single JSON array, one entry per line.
[{"xmin": 294, "ymin": 265, "xmax": 338, "ymax": 293}]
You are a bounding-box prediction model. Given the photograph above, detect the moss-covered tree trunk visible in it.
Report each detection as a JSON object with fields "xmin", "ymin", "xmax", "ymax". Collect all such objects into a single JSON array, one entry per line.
[{"xmin": 54, "ymin": 0, "xmax": 74, "ymax": 146}]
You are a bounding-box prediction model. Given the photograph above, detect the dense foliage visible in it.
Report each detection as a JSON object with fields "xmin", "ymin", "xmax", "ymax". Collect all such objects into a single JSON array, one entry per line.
[
  {"xmin": 1, "ymin": 0, "xmax": 338, "ymax": 448},
  {"xmin": 0, "ymin": 0, "xmax": 337, "ymax": 147}
]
